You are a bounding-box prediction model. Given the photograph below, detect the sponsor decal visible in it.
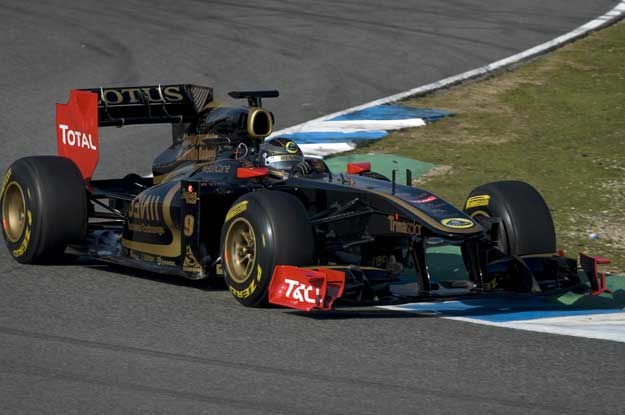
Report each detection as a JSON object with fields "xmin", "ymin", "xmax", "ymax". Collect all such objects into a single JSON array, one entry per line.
[
  {"xmin": 413, "ymin": 195, "xmax": 437, "ymax": 204},
  {"xmin": 203, "ymin": 164, "xmax": 231, "ymax": 174},
  {"xmin": 465, "ymin": 195, "xmax": 490, "ymax": 209},
  {"xmin": 156, "ymin": 256, "xmax": 176, "ymax": 266},
  {"xmin": 12, "ymin": 226, "xmax": 30, "ymax": 257},
  {"xmin": 182, "ymin": 245, "xmax": 202, "ymax": 273},
  {"xmin": 285, "ymin": 141, "xmax": 298, "ymax": 154},
  {"xmin": 97, "ymin": 86, "xmax": 184, "ymax": 105},
  {"xmin": 229, "ymin": 280, "xmax": 257, "ymax": 299},
  {"xmin": 120, "ymin": 184, "xmax": 181, "ymax": 258},
  {"xmin": 141, "ymin": 253, "xmax": 156, "ymax": 263},
  {"xmin": 127, "ymin": 193, "xmax": 161, "ymax": 221},
  {"xmin": 56, "ymin": 89, "xmax": 99, "ymax": 179},
  {"xmin": 182, "ymin": 190, "xmax": 198, "ymax": 205},
  {"xmin": 228, "ymin": 265, "xmax": 261, "ymax": 298},
  {"xmin": 387, "ymin": 215, "xmax": 422, "ymax": 235},
  {"xmin": 127, "ymin": 222, "xmax": 165, "ymax": 236},
  {"xmin": 12, "ymin": 209, "xmax": 32, "ymax": 258},
  {"xmin": 183, "ymin": 214, "xmax": 195, "ymax": 237},
  {"xmin": 268, "ymin": 266, "xmax": 345, "ymax": 311},
  {"xmin": 1, "ymin": 169, "xmax": 11, "ymax": 197},
  {"xmin": 441, "ymin": 218, "xmax": 474, "ymax": 229},
  {"xmin": 58, "ymin": 124, "xmax": 97, "ymax": 150},
  {"xmin": 226, "ymin": 200, "xmax": 248, "ymax": 222},
  {"xmin": 282, "ymin": 278, "xmax": 321, "ymax": 305}
]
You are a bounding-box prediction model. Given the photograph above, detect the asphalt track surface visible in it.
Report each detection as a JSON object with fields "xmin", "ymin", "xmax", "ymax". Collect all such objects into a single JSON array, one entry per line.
[{"xmin": 1, "ymin": 1, "xmax": 624, "ymax": 413}]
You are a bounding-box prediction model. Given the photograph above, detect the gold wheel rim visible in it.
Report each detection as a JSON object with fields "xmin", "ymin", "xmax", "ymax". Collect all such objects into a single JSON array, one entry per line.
[
  {"xmin": 2, "ymin": 182, "xmax": 26, "ymax": 243},
  {"xmin": 224, "ymin": 217, "xmax": 257, "ymax": 284}
]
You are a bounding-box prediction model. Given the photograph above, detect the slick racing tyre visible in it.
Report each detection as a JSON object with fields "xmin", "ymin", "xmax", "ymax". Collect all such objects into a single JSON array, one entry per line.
[
  {"xmin": 1, "ymin": 156, "xmax": 88, "ymax": 263},
  {"xmin": 463, "ymin": 180, "xmax": 556, "ymax": 256},
  {"xmin": 221, "ymin": 191, "xmax": 314, "ymax": 307}
]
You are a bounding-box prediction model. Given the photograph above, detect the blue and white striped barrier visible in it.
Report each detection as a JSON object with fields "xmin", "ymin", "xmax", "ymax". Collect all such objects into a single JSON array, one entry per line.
[{"xmin": 274, "ymin": 104, "xmax": 451, "ymax": 157}]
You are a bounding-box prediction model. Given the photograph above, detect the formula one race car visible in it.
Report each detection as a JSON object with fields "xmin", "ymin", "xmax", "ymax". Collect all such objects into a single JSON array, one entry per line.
[{"xmin": 0, "ymin": 85, "xmax": 607, "ymax": 311}]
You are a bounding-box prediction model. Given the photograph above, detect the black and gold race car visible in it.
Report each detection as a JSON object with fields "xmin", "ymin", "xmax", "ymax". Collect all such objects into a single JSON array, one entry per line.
[{"xmin": 0, "ymin": 84, "xmax": 602, "ymax": 311}]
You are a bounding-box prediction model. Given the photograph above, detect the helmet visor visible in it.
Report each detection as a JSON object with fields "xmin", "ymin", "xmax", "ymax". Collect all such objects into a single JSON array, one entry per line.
[{"xmin": 264, "ymin": 154, "xmax": 303, "ymax": 171}]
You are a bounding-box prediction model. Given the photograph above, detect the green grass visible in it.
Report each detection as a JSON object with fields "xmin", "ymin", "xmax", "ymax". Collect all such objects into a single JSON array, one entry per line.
[{"xmin": 346, "ymin": 21, "xmax": 625, "ymax": 272}]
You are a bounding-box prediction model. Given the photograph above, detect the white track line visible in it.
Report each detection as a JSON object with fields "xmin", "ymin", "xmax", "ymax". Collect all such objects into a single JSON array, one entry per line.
[
  {"xmin": 449, "ymin": 313, "xmax": 625, "ymax": 343},
  {"xmin": 273, "ymin": 1, "xmax": 625, "ymax": 137},
  {"xmin": 284, "ymin": 118, "xmax": 426, "ymax": 133},
  {"xmin": 380, "ymin": 304, "xmax": 625, "ymax": 342},
  {"xmin": 298, "ymin": 143, "xmax": 356, "ymax": 157}
]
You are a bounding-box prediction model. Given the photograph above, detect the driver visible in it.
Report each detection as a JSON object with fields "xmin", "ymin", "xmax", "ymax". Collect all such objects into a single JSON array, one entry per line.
[{"xmin": 258, "ymin": 138, "xmax": 312, "ymax": 179}]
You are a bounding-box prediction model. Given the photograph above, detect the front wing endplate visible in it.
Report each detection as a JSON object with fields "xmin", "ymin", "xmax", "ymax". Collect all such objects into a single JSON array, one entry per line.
[{"xmin": 268, "ymin": 266, "xmax": 345, "ymax": 311}]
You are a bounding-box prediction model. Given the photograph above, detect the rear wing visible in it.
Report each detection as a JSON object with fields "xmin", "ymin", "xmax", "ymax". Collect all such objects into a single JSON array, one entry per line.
[
  {"xmin": 56, "ymin": 84, "xmax": 213, "ymax": 179},
  {"xmin": 81, "ymin": 84, "xmax": 213, "ymax": 127}
]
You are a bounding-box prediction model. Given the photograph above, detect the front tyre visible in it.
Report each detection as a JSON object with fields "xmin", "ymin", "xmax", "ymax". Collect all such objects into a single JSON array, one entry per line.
[
  {"xmin": 463, "ymin": 180, "xmax": 555, "ymax": 256},
  {"xmin": 1, "ymin": 156, "xmax": 88, "ymax": 263},
  {"xmin": 220, "ymin": 191, "xmax": 314, "ymax": 307}
]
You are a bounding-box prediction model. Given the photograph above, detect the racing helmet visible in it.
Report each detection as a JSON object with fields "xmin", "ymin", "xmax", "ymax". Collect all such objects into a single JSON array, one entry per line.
[{"xmin": 258, "ymin": 138, "xmax": 304, "ymax": 174}]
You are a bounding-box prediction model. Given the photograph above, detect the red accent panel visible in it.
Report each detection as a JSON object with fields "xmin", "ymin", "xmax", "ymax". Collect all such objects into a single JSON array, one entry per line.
[
  {"xmin": 56, "ymin": 90, "xmax": 99, "ymax": 180},
  {"xmin": 579, "ymin": 253, "xmax": 612, "ymax": 295},
  {"xmin": 268, "ymin": 266, "xmax": 345, "ymax": 311},
  {"xmin": 237, "ymin": 167, "xmax": 269, "ymax": 179},
  {"xmin": 347, "ymin": 162, "xmax": 371, "ymax": 175}
]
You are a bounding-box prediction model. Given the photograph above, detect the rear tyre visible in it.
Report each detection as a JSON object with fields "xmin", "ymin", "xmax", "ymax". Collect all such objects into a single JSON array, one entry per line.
[
  {"xmin": 463, "ymin": 180, "xmax": 555, "ymax": 256},
  {"xmin": 1, "ymin": 156, "xmax": 88, "ymax": 263},
  {"xmin": 221, "ymin": 191, "xmax": 315, "ymax": 307}
]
